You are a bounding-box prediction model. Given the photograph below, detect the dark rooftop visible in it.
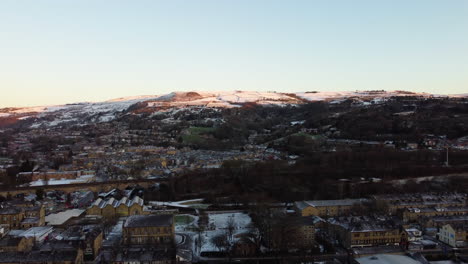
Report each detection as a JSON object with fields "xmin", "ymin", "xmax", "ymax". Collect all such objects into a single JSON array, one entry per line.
[
  {"xmin": 0, "ymin": 207, "xmax": 21, "ymax": 215},
  {"xmin": 114, "ymin": 248, "xmax": 175, "ymax": 262},
  {"xmin": 124, "ymin": 214, "xmax": 173, "ymax": 228},
  {"xmin": 0, "ymin": 250, "xmax": 79, "ymax": 262},
  {"xmin": 21, "ymin": 217, "xmax": 39, "ymax": 224},
  {"xmin": 0, "ymin": 236, "xmax": 23, "ymax": 247}
]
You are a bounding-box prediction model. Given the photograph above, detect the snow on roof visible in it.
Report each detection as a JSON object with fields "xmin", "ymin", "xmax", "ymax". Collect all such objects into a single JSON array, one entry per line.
[
  {"xmin": 300, "ymin": 198, "xmax": 367, "ymax": 208},
  {"xmin": 7, "ymin": 230, "xmax": 25, "ymax": 237},
  {"xmin": 28, "ymin": 174, "xmax": 95, "ymax": 186},
  {"xmin": 92, "ymin": 196, "xmax": 143, "ymax": 210},
  {"xmin": 149, "ymin": 198, "xmax": 205, "ymax": 208},
  {"xmin": 19, "ymin": 226, "xmax": 53, "ymax": 238},
  {"xmin": 92, "ymin": 198, "xmax": 103, "ymax": 207},
  {"xmin": 45, "ymin": 209, "xmax": 85, "ymax": 226},
  {"xmin": 356, "ymin": 254, "xmax": 422, "ymax": 264}
]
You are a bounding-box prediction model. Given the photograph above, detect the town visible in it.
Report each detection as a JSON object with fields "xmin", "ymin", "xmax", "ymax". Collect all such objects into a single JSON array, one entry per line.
[
  {"xmin": 0, "ymin": 92, "xmax": 467, "ymax": 263},
  {"xmin": 0, "ymin": 187, "xmax": 466, "ymax": 263},
  {"xmin": 2, "ymin": 0, "xmax": 468, "ymax": 262}
]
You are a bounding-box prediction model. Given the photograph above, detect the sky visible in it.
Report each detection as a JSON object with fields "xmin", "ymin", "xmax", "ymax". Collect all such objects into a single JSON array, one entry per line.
[{"xmin": 0, "ymin": 0, "xmax": 467, "ymax": 107}]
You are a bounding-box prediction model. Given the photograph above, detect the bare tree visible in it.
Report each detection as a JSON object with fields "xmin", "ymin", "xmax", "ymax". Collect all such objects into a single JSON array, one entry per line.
[
  {"xmin": 195, "ymin": 226, "xmax": 206, "ymax": 253},
  {"xmin": 211, "ymin": 233, "xmax": 229, "ymax": 253},
  {"xmin": 239, "ymin": 228, "xmax": 262, "ymax": 256},
  {"xmin": 226, "ymin": 216, "xmax": 236, "ymax": 241}
]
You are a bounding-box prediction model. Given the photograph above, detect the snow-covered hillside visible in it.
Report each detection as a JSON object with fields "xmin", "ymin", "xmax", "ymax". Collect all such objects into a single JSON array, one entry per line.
[
  {"xmin": 0, "ymin": 95, "xmax": 159, "ymax": 128},
  {"xmin": 0, "ymin": 90, "xmax": 464, "ymax": 128}
]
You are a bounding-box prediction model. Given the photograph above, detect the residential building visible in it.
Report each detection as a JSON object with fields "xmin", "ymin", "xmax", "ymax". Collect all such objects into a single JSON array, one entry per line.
[
  {"xmin": 401, "ymin": 228, "xmax": 423, "ymax": 242},
  {"xmin": 403, "ymin": 206, "xmax": 468, "ymax": 222},
  {"xmin": 439, "ymin": 223, "xmax": 468, "ymax": 248},
  {"xmin": 373, "ymin": 193, "xmax": 467, "ymax": 215},
  {"xmin": 327, "ymin": 216, "xmax": 401, "ymax": 248},
  {"xmin": 0, "ymin": 236, "xmax": 34, "ymax": 252},
  {"xmin": 0, "ymin": 202, "xmax": 46, "ymax": 230},
  {"xmin": 21, "ymin": 205, "xmax": 46, "ymax": 229},
  {"xmin": 294, "ymin": 199, "xmax": 367, "ymax": 217},
  {"xmin": 0, "ymin": 207, "xmax": 23, "ymax": 229},
  {"xmin": 425, "ymin": 215, "xmax": 468, "ymax": 230},
  {"xmin": 285, "ymin": 216, "xmax": 317, "ymax": 248},
  {"xmin": 53, "ymin": 225, "xmax": 103, "ymax": 261},
  {"xmin": 122, "ymin": 214, "xmax": 174, "ymax": 246}
]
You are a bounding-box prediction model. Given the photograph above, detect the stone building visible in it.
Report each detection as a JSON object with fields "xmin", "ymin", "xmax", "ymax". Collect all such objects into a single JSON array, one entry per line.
[
  {"xmin": 87, "ymin": 196, "xmax": 146, "ymax": 218},
  {"xmin": 122, "ymin": 214, "xmax": 174, "ymax": 246},
  {"xmin": 327, "ymin": 216, "xmax": 401, "ymax": 248},
  {"xmin": 294, "ymin": 199, "xmax": 367, "ymax": 217}
]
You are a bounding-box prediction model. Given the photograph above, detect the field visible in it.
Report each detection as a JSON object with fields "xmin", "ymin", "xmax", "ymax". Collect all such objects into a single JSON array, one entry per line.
[
  {"xmin": 175, "ymin": 214, "xmax": 196, "ymax": 225},
  {"xmin": 182, "ymin": 126, "xmax": 215, "ymax": 144}
]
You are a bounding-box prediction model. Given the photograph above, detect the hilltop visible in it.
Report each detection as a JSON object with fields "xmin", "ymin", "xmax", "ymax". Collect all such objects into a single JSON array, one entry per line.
[{"xmin": 0, "ymin": 90, "xmax": 463, "ymax": 128}]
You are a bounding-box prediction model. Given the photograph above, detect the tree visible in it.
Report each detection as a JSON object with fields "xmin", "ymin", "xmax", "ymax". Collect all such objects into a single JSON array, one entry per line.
[
  {"xmin": 239, "ymin": 228, "xmax": 262, "ymax": 256},
  {"xmin": 35, "ymin": 188, "xmax": 44, "ymax": 200},
  {"xmin": 226, "ymin": 216, "xmax": 236, "ymax": 241},
  {"xmin": 211, "ymin": 233, "xmax": 230, "ymax": 253},
  {"xmin": 195, "ymin": 226, "xmax": 206, "ymax": 253}
]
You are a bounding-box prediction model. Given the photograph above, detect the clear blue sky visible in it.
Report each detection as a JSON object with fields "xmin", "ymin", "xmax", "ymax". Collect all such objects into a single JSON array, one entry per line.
[{"xmin": 1, "ymin": 0, "xmax": 467, "ymax": 107}]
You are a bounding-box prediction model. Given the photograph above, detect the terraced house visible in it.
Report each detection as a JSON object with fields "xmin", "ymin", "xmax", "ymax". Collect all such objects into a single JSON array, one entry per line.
[
  {"xmin": 373, "ymin": 193, "xmax": 467, "ymax": 215},
  {"xmin": 0, "ymin": 207, "xmax": 23, "ymax": 229},
  {"xmin": 403, "ymin": 206, "xmax": 468, "ymax": 222},
  {"xmin": 0, "ymin": 203, "xmax": 45, "ymax": 230}
]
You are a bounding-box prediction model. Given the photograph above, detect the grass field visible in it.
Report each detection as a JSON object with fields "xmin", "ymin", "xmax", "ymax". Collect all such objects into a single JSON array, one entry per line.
[
  {"xmin": 182, "ymin": 126, "xmax": 215, "ymax": 144},
  {"xmin": 174, "ymin": 214, "xmax": 195, "ymax": 225}
]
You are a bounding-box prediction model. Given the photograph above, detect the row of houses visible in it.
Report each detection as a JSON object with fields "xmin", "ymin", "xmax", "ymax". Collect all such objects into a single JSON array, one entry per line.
[
  {"xmin": 0, "ymin": 202, "xmax": 45, "ymax": 230},
  {"xmin": 293, "ymin": 192, "xmax": 468, "ymax": 250},
  {"xmin": 295, "ymin": 193, "xmax": 467, "ymax": 218}
]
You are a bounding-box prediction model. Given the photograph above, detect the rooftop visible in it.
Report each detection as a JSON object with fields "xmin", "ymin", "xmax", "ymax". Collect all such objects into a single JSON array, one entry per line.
[
  {"xmin": 21, "ymin": 217, "xmax": 40, "ymax": 224},
  {"xmin": 297, "ymin": 198, "xmax": 367, "ymax": 208},
  {"xmin": 407, "ymin": 206, "xmax": 468, "ymax": 213},
  {"xmin": 0, "ymin": 236, "xmax": 23, "ymax": 247},
  {"xmin": 91, "ymin": 195, "xmax": 144, "ymax": 209},
  {"xmin": 124, "ymin": 214, "xmax": 173, "ymax": 228},
  {"xmin": 19, "ymin": 226, "xmax": 53, "ymax": 238},
  {"xmin": 0, "ymin": 250, "xmax": 79, "ymax": 263},
  {"xmin": 329, "ymin": 216, "xmax": 399, "ymax": 232},
  {"xmin": 356, "ymin": 254, "xmax": 422, "ymax": 264},
  {"xmin": 45, "ymin": 209, "xmax": 85, "ymax": 226},
  {"xmin": 114, "ymin": 248, "xmax": 175, "ymax": 262},
  {"xmin": 373, "ymin": 193, "xmax": 467, "ymax": 206}
]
